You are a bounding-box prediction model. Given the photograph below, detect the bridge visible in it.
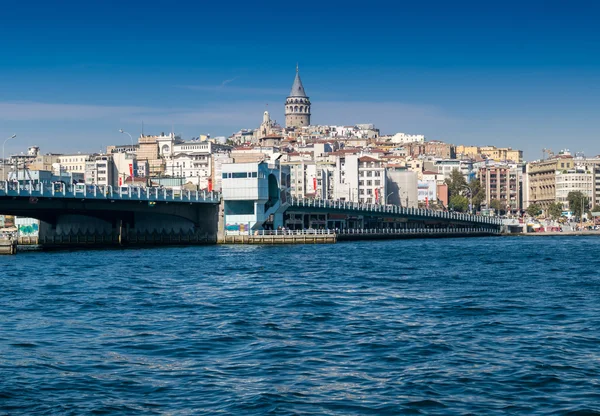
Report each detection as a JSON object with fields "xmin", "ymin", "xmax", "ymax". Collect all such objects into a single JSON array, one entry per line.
[
  {"xmin": 287, "ymin": 197, "xmax": 502, "ymax": 229},
  {"xmin": 2, "ymin": 181, "xmax": 503, "ymax": 248},
  {"xmin": 0, "ymin": 182, "xmax": 220, "ymax": 247}
]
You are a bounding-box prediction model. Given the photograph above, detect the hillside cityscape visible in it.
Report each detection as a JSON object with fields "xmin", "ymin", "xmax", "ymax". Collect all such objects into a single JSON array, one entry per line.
[{"xmin": 3, "ymin": 66, "xmax": 597, "ymax": 226}]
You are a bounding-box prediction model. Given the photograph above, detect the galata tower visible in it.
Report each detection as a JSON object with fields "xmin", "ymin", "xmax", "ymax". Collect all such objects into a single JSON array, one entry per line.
[{"xmin": 285, "ymin": 65, "xmax": 311, "ymax": 128}]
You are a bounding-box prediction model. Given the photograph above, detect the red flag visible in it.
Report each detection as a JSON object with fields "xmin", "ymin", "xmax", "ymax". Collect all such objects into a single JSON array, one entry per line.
[
  {"xmin": 208, "ymin": 178, "xmax": 213, "ymax": 192},
  {"xmin": 313, "ymin": 177, "xmax": 317, "ymax": 191},
  {"xmin": 375, "ymin": 188, "xmax": 379, "ymax": 203},
  {"xmin": 129, "ymin": 163, "xmax": 133, "ymax": 177},
  {"xmin": 119, "ymin": 177, "xmax": 123, "ymax": 186}
]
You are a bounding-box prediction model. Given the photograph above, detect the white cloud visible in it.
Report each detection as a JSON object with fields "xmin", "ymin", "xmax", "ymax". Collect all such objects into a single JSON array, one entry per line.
[
  {"xmin": 0, "ymin": 101, "xmax": 153, "ymax": 121},
  {"xmin": 178, "ymin": 85, "xmax": 288, "ymax": 95}
]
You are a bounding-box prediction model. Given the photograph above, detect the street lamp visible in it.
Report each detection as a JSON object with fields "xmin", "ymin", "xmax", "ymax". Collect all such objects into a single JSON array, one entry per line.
[
  {"xmin": 2, "ymin": 134, "xmax": 16, "ymax": 182},
  {"xmin": 386, "ymin": 191, "xmax": 394, "ymax": 205},
  {"xmin": 119, "ymin": 129, "xmax": 134, "ymax": 149},
  {"xmin": 119, "ymin": 129, "xmax": 135, "ymax": 184}
]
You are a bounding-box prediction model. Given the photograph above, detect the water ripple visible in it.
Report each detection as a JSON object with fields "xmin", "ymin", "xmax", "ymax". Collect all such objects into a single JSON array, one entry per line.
[{"xmin": 1, "ymin": 237, "xmax": 600, "ymax": 414}]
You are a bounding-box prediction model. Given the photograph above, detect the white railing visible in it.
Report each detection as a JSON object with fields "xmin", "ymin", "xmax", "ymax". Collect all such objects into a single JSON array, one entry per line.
[
  {"xmin": 226, "ymin": 227, "xmax": 500, "ymax": 237},
  {"xmin": 0, "ymin": 181, "xmax": 220, "ymax": 204},
  {"xmin": 337, "ymin": 227, "xmax": 499, "ymax": 235},
  {"xmin": 289, "ymin": 197, "xmax": 502, "ymax": 225}
]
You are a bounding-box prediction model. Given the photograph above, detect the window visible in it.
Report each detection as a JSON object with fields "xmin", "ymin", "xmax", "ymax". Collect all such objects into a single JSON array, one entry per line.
[
  {"xmin": 359, "ymin": 180, "xmax": 364, "ymax": 186},
  {"xmin": 367, "ymin": 180, "xmax": 372, "ymax": 186},
  {"xmin": 232, "ymin": 172, "xmax": 248, "ymax": 179},
  {"xmin": 251, "ymin": 172, "xmax": 258, "ymax": 178}
]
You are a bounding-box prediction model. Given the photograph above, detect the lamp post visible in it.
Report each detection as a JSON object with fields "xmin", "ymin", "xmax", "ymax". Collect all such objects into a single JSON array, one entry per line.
[
  {"xmin": 119, "ymin": 129, "xmax": 134, "ymax": 149},
  {"xmin": 2, "ymin": 134, "xmax": 16, "ymax": 182},
  {"xmin": 386, "ymin": 191, "xmax": 394, "ymax": 205},
  {"xmin": 119, "ymin": 129, "xmax": 135, "ymax": 183}
]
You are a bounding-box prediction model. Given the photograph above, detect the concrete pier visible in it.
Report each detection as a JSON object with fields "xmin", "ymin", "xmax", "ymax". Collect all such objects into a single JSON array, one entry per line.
[
  {"xmin": 0, "ymin": 238, "xmax": 17, "ymax": 255},
  {"xmin": 221, "ymin": 228, "xmax": 499, "ymax": 244}
]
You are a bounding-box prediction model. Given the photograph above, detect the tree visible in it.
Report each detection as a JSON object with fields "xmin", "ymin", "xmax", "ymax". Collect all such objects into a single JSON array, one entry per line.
[
  {"xmin": 468, "ymin": 179, "xmax": 485, "ymax": 211},
  {"xmin": 591, "ymin": 205, "xmax": 600, "ymax": 214},
  {"xmin": 526, "ymin": 203, "xmax": 542, "ymax": 217},
  {"xmin": 449, "ymin": 195, "xmax": 469, "ymax": 212},
  {"xmin": 567, "ymin": 191, "xmax": 589, "ymax": 219},
  {"xmin": 444, "ymin": 169, "xmax": 467, "ymax": 198},
  {"xmin": 489, "ymin": 199, "xmax": 502, "ymax": 212},
  {"xmin": 547, "ymin": 202, "xmax": 563, "ymax": 220}
]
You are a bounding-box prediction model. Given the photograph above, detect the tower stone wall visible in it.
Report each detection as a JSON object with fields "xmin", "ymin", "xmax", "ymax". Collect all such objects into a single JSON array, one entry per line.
[{"xmin": 285, "ymin": 66, "xmax": 311, "ymax": 128}]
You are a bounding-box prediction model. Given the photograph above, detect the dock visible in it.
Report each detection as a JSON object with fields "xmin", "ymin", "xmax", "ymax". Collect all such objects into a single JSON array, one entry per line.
[
  {"xmin": 222, "ymin": 230, "xmax": 336, "ymax": 244},
  {"xmin": 221, "ymin": 227, "xmax": 500, "ymax": 244}
]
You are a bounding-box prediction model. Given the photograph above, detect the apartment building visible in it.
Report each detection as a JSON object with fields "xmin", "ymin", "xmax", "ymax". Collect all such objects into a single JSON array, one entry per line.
[
  {"xmin": 555, "ymin": 168, "xmax": 594, "ymax": 209},
  {"xmin": 526, "ymin": 156, "xmax": 574, "ymax": 209},
  {"xmin": 479, "ymin": 165, "xmax": 522, "ymax": 213}
]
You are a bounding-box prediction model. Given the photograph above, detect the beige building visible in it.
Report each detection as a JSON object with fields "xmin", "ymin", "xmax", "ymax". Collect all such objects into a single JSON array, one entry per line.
[
  {"xmin": 457, "ymin": 145, "xmax": 523, "ymax": 162},
  {"xmin": 526, "ymin": 157, "xmax": 574, "ymax": 209},
  {"xmin": 137, "ymin": 133, "xmax": 171, "ymax": 177},
  {"xmin": 56, "ymin": 154, "xmax": 90, "ymax": 173}
]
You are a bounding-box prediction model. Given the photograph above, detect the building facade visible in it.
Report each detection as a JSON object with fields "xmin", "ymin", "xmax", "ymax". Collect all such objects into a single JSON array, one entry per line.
[{"xmin": 526, "ymin": 157, "xmax": 574, "ymax": 210}]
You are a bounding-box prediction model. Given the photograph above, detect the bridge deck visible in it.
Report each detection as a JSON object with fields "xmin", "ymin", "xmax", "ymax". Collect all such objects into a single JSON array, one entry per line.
[
  {"xmin": 0, "ymin": 182, "xmax": 220, "ymax": 204},
  {"xmin": 288, "ymin": 198, "xmax": 502, "ymax": 226}
]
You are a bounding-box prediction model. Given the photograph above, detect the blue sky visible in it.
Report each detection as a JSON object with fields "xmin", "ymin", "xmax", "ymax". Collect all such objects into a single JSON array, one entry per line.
[{"xmin": 1, "ymin": 0, "xmax": 599, "ymax": 160}]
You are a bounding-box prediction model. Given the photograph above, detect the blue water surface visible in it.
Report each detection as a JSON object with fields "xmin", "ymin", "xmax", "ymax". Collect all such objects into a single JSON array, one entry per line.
[{"xmin": 1, "ymin": 237, "xmax": 600, "ymax": 415}]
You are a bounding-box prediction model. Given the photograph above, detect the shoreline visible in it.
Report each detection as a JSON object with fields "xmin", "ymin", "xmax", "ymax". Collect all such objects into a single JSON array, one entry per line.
[{"xmin": 504, "ymin": 231, "xmax": 600, "ymax": 237}]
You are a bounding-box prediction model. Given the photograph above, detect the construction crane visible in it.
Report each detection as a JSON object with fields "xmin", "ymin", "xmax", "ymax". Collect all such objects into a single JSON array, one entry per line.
[{"xmin": 542, "ymin": 148, "xmax": 554, "ymax": 160}]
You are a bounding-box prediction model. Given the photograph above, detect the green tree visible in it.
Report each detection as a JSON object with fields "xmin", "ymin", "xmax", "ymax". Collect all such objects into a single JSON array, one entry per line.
[
  {"xmin": 591, "ymin": 205, "xmax": 600, "ymax": 214},
  {"xmin": 567, "ymin": 191, "xmax": 589, "ymax": 219},
  {"xmin": 444, "ymin": 169, "xmax": 467, "ymax": 198},
  {"xmin": 449, "ymin": 195, "xmax": 469, "ymax": 212},
  {"xmin": 547, "ymin": 202, "xmax": 563, "ymax": 220},
  {"xmin": 526, "ymin": 203, "xmax": 542, "ymax": 217},
  {"xmin": 468, "ymin": 179, "xmax": 485, "ymax": 211},
  {"xmin": 489, "ymin": 199, "xmax": 502, "ymax": 212}
]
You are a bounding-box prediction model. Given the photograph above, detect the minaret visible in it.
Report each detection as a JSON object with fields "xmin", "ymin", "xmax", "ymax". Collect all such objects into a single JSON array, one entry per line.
[{"xmin": 285, "ymin": 65, "xmax": 311, "ymax": 128}]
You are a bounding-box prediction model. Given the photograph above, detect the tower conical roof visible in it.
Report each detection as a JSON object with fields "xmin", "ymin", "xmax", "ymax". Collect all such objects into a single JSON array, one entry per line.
[{"xmin": 289, "ymin": 66, "xmax": 307, "ymax": 97}]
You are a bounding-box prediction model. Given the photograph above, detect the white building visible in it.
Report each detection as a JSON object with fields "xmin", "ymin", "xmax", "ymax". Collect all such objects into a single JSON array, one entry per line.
[
  {"xmin": 390, "ymin": 132, "xmax": 425, "ymax": 144},
  {"xmin": 161, "ymin": 140, "xmax": 231, "ymax": 190},
  {"xmin": 221, "ymin": 160, "xmax": 290, "ymax": 232},
  {"xmin": 555, "ymin": 168, "xmax": 594, "ymax": 209},
  {"xmin": 56, "ymin": 154, "xmax": 90, "ymax": 174},
  {"xmin": 85, "ymin": 155, "xmax": 115, "ymax": 187}
]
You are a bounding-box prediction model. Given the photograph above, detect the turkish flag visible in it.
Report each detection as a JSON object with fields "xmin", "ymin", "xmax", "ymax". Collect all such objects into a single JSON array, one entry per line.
[{"xmin": 313, "ymin": 177, "xmax": 317, "ymax": 191}]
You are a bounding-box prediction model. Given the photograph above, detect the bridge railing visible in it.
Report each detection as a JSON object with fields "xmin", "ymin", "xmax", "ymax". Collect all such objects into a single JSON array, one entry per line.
[
  {"xmin": 0, "ymin": 181, "xmax": 221, "ymax": 204},
  {"xmin": 288, "ymin": 197, "xmax": 502, "ymax": 225},
  {"xmin": 226, "ymin": 227, "xmax": 500, "ymax": 237},
  {"xmin": 337, "ymin": 227, "xmax": 500, "ymax": 235}
]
